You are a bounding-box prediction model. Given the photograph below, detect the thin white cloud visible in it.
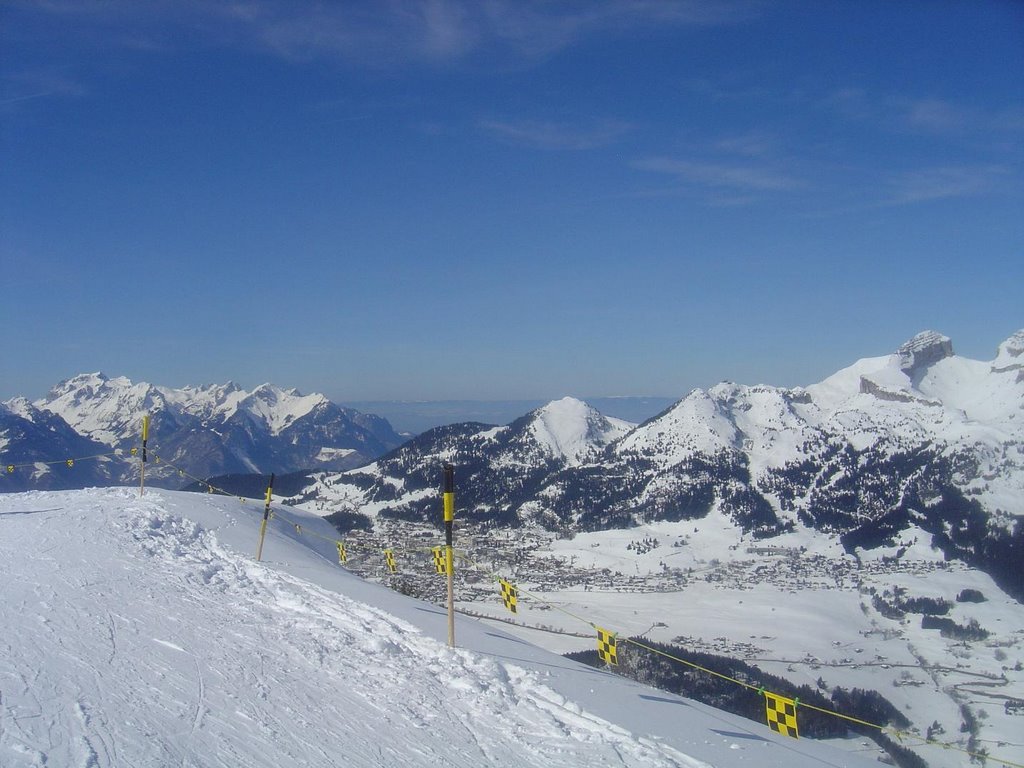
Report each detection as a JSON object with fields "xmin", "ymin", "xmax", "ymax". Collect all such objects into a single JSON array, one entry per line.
[
  {"xmin": 820, "ymin": 88, "xmax": 1024, "ymax": 139},
  {"xmin": 478, "ymin": 0, "xmax": 764, "ymax": 58},
  {"xmin": 16, "ymin": 0, "xmax": 764, "ymax": 67},
  {"xmin": 712, "ymin": 131, "xmax": 777, "ymax": 158},
  {"xmin": 900, "ymin": 98, "xmax": 970, "ymax": 134},
  {"xmin": 633, "ymin": 156, "xmax": 801, "ymax": 192},
  {"xmin": 480, "ymin": 118, "xmax": 633, "ymax": 150},
  {"xmin": 894, "ymin": 97, "xmax": 1024, "ymax": 137},
  {"xmin": 0, "ymin": 91, "xmax": 56, "ymax": 105},
  {"xmin": 217, "ymin": 2, "xmax": 481, "ymax": 65},
  {"xmin": 0, "ymin": 70, "xmax": 88, "ymax": 105},
  {"xmin": 885, "ymin": 164, "xmax": 1009, "ymax": 204}
]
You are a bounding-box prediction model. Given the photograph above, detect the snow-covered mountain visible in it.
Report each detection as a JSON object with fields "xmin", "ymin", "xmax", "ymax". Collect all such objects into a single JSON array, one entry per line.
[
  {"xmin": 288, "ymin": 330, "xmax": 1024, "ymax": 599},
  {"xmin": 1, "ymin": 373, "xmax": 404, "ymax": 488},
  {"xmin": 286, "ymin": 396, "xmax": 635, "ymax": 526},
  {"xmin": 0, "ymin": 487, "xmax": 883, "ymax": 768}
]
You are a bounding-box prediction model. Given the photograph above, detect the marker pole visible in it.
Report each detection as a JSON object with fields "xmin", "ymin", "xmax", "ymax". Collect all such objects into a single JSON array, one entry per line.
[
  {"xmin": 140, "ymin": 415, "xmax": 150, "ymax": 497},
  {"xmin": 255, "ymin": 473, "xmax": 275, "ymax": 562},
  {"xmin": 443, "ymin": 463, "xmax": 455, "ymax": 648}
]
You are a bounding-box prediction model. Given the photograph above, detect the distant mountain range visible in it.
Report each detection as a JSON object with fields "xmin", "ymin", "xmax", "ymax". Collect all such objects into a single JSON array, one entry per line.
[
  {"xmin": 284, "ymin": 330, "xmax": 1024, "ymax": 600},
  {"xmin": 4, "ymin": 332, "xmax": 1022, "ymax": 597},
  {"xmin": 0, "ymin": 374, "xmax": 403, "ymax": 490}
]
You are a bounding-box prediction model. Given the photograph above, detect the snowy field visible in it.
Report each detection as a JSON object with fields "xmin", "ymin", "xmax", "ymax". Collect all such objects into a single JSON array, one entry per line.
[
  {"xmin": 457, "ymin": 515, "xmax": 1024, "ymax": 768},
  {"xmin": 0, "ymin": 488, "xmax": 888, "ymax": 768}
]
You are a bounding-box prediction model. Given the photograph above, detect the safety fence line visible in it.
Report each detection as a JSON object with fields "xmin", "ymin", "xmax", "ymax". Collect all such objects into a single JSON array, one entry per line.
[
  {"xmin": 142, "ymin": 450, "xmax": 449, "ymax": 564},
  {"xmin": 5, "ymin": 437, "xmax": 1022, "ymax": 766},
  {"xmin": 142, "ymin": 450, "xmax": 446, "ymax": 570},
  {"xmin": 3, "ymin": 449, "xmax": 127, "ymax": 474}
]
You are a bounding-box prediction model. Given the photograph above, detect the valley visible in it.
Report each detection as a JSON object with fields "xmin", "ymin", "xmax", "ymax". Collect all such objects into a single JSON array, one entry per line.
[{"xmin": 298, "ymin": 511, "xmax": 1023, "ymax": 768}]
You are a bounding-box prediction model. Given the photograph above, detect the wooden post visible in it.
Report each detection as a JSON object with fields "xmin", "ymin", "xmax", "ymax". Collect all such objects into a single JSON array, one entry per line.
[{"xmin": 255, "ymin": 473, "xmax": 275, "ymax": 561}]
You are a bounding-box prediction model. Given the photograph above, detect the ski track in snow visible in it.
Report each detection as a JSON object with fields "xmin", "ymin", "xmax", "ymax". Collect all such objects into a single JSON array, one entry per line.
[{"xmin": 0, "ymin": 489, "xmax": 708, "ymax": 768}]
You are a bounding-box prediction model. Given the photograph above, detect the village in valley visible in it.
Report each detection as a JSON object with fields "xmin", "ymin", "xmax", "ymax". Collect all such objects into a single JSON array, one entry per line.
[{"xmin": 293, "ymin": 509, "xmax": 1023, "ymax": 767}]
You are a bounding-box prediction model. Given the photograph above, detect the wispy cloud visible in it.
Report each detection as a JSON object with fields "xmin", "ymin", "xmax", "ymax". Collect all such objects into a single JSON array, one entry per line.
[
  {"xmin": 479, "ymin": 118, "xmax": 632, "ymax": 150},
  {"xmin": 476, "ymin": 0, "xmax": 764, "ymax": 58},
  {"xmin": 712, "ymin": 131, "xmax": 777, "ymax": 158},
  {"xmin": 16, "ymin": 0, "xmax": 764, "ymax": 67},
  {"xmin": 0, "ymin": 91, "xmax": 56, "ymax": 105},
  {"xmin": 885, "ymin": 164, "xmax": 1009, "ymax": 204},
  {"xmin": 214, "ymin": 2, "xmax": 480, "ymax": 65},
  {"xmin": 820, "ymin": 88, "xmax": 1024, "ymax": 140},
  {"xmin": 895, "ymin": 97, "xmax": 1024, "ymax": 138},
  {"xmin": 0, "ymin": 70, "xmax": 88, "ymax": 106},
  {"xmin": 632, "ymin": 156, "xmax": 801, "ymax": 192},
  {"xmin": 900, "ymin": 98, "xmax": 972, "ymax": 134}
]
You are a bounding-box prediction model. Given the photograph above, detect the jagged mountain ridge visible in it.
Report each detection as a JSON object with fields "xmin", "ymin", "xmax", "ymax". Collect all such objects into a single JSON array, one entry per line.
[
  {"xmin": 1, "ymin": 373, "xmax": 404, "ymax": 488},
  {"xmin": 289, "ymin": 331, "xmax": 1024, "ymax": 598}
]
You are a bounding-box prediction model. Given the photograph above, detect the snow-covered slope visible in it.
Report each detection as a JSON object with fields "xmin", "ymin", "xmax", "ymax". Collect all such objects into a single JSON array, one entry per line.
[
  {"xmin": 1, "ymin": 373, "xmax": 404, "ymax": 486},
  {"xmin": 0, "ymin": 488, "xmax": 879, "ymax": 768},
  {"xmin": 528, "ymin": 396, "xmax": 634, "ymax": 465}
]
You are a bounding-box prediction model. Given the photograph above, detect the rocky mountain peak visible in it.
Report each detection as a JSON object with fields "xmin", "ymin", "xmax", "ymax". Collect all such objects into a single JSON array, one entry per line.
[
  {"xmin": 51, "ymin": 372, "xmax": 109, "ymax": 397},
  {"xmin": 896, "ymin": 331, "xmax": 953, "ymax": 375},
  {"xmin": 249, "ymin": 383, "xmax": 279, "ymax": 400},
  {"xmin": 2, "ymin": 397, "xmax": 35, "ymax": 420},
  {"xmin": 993, "ymin": 329, "xmax": 1024, "ymax": 373}
]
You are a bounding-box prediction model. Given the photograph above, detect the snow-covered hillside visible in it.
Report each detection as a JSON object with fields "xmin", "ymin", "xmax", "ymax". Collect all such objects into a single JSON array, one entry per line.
[
  {"xmin": 285, "ymin": 396, "xmax": 637, "ymax": 525},
  {"xmin": 527, "ymin": 397, "xmax": 634, "ymax": 466},
  {"xmin": 0, "ymin": 488, "xmax": 882, "ymax": 767},
  {"xmin": 289, "ymin": 330, "xmax": 1023, "ymax": 601}
]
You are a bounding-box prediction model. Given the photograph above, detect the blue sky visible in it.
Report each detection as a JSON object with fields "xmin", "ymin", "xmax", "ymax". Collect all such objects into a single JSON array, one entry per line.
[{"xmin": 2, "ymin": 0, "xmax": 1022, "ymax": 404}]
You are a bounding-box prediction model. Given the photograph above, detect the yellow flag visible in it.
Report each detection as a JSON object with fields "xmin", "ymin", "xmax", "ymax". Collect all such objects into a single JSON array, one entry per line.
[
  {"xmin": 499, "ymin": 579, "xmax": 518, "ymax": 614},
  {"xmin": 596, "ymin": 626, "xmax": 617, "ymax": 665},
  {"xmin": 432, "ymin": 547, "xmax": 447, "ymax": 574},
  {"xmin": 764, "ymin": 692, "xmax": 799, "ymax": 738}
]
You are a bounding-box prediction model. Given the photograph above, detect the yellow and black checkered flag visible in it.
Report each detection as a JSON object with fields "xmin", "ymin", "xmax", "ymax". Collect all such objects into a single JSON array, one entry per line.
[
  {"xmin": 764, "ymin": 691, "xmax": 799, "ymax": 739},
  {"xmin": 336, "ymin": 541, "xmax": 348, "ymax": 564},
  {"xmin": 6, "ymin": 465, "xmax": 13, "ymax": 474},
  {"xmin": 384, "ymin": 549, "xmax": 397, "ymax": 574},
  {"xmin": 432, "ymin": 547, "xmax": 447, "ymax": 574},
  {"xmin": 498, "ymin": 579, "xmax": 518, "ymax": 613},
  {"xmin": 596, "ymin": 626, "xmax": 617, "ymax": 665},
  {"xmin": 66, "ymin": 459, "xmax": 74, "ymax": 468}
]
